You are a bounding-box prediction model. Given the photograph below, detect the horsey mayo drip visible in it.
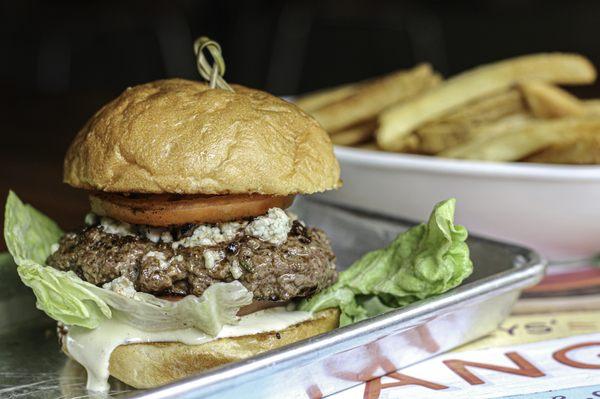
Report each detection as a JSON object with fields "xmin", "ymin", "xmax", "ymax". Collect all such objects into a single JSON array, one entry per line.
[{"xmin": 65, "ymin": 307, "xmax": 312, "ymax": 392}]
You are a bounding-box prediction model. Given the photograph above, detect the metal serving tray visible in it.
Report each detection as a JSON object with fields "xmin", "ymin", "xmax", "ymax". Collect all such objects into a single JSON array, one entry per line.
[{"xmin": 0, "ymin": 198, "xmax": 545, "ymax": 399}]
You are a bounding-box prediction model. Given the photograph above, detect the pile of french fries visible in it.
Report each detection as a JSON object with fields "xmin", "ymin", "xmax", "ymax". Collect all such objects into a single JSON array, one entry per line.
[{"xmin": 296, "ymin": 53, "xmax": 600, "ymax": 164}]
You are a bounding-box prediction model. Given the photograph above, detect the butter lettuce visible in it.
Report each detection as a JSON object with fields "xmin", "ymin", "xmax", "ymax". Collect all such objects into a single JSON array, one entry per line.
[
  {"xmin": 299, "ymin": 199, "xmax": 472, "ymax": 326},
  {"xmin": 4, "ymin": 191, "xmax": 252, "ymax": 334}
]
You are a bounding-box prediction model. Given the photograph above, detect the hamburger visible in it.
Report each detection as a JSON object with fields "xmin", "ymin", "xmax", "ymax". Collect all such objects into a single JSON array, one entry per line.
[
  {"xmin": 7, "ymin": 78, "xmax": 342, "ymax": 390},
  {"xmin": 5, "ymin": 56, "xmax": 475, "ymax": 395}
]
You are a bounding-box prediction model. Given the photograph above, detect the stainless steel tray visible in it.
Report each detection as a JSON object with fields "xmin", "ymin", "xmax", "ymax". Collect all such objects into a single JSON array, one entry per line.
[{"xmin": 0, "ymin": 198, "xmax": 545, "ymax": 399}]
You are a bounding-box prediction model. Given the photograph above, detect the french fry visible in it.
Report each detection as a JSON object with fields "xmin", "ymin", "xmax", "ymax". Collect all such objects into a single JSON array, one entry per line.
[
  {"xmin": 439, "ymin": 114, "xmax": 534, "ymax": 159},
  {"xmin": 330, "ymin": 121, "xmax": 377, "ymax": 146},
  {"xmin": 414, "ymin": 123, "xmax": 463, "ymax": 153},
  {"xmin": 584, "ymin": 99, "xmax": 600, "ymax": 115},
  {"xmin": 434, "ymin": 88, "xmax": 524, "ymax": 124},
  {"xmin": 524, "ymin": 130, "xmax": 600, "ymax": 164},
  {"xmin": 440, "ymin": 116, "xmax": 600, "ymax": 162},
  {"xmin": 356, "ymin": 141, "xmax": 380, "ymax": 151},
  {"xmin": 416, "ymin": 89, "xmax": 526, "ymax": 154},
  {"xmin": 295, "ymin": 83, "xmax": 359, "ymax": 112},
  {"xmin": 377, "ymin": 53, "xmax": 597, "ymax": 151},
  {"xmin": 519, "ymin": 81, "xmax": 585, "ymax": 118},
  {"xmin": 467, "ymin": 113, "xmax": 535, "ymax": 137},
  {"xmin": 309, "ymin": 64, "xmax": 440, "ymax": 133}
]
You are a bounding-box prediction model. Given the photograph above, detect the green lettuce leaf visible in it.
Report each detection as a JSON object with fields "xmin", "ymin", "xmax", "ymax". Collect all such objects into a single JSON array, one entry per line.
[
  {"xmin": 4, "ymin": 191, "xmax": 252, "ymax": 334},
  {"xmin": 299, "ymin": 198, "xmax": 473, "ymax": 326}
]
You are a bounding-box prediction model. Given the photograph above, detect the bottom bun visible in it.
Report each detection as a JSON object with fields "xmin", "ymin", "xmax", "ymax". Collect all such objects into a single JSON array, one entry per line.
[{"xmin": 106, "ymin": 308, "xmax": 339, "ymax": 389}]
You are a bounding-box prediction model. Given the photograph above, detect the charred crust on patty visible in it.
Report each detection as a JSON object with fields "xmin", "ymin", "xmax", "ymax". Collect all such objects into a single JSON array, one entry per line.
[
  {"xmin": 290, "ymin": 220, "xmax": 311, "ymax": 243},
  {"xmin": 226, "ymin": 241, "xmax": 240, "ymax": 255},
  {"xmin": 172, "ymin": 223, "xmax": 196, "ymax": 241},
  {"xmin": 47, "ymin": 223, "xmax": 337, "ymax": 302}
]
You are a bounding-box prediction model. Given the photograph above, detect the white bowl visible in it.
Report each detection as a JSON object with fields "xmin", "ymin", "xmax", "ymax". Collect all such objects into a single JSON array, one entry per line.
[{"xmin": 317, "ymin": 146, "xmax": 600, "ymax": 261}]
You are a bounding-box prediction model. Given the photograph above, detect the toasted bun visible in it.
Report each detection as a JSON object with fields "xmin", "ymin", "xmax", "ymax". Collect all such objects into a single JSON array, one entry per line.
[
  {"xmin": 107, "ymin": 308, "xmax": 337, "ymax": 389},
  {"xmin": 64, "ymin": 79, "xmax": 341, "ymax": 195},
  {"xmin": 61, "ymin": 308, "xmax": 339, "ymax": 389}
]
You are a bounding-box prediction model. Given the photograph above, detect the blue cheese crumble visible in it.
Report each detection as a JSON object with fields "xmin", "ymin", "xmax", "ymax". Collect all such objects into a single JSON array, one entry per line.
[
  {"xmin": 91, "ymin": 207, "xmax": 293, "ymax": 248},
  {"xmin": 142, "ymin": 251, "xmax": 183, "ymax": 269},
  {"xmin": 172, "ymin": 222, "xmax": 244, "ymax": 249},
  {"xmin": 245, "ymin": 208, "xmax": 292, "ymax": 245},
  {"xmin": 203, "ymin": 249, "xmax": 224, "ymax": 269},
  {"xmin": 102, "ymin": 276, "xmax": 137, "ymax": 298},
  {"xmin": 99, "ymin": 217, "xmax": 135, "ymax": 236}
]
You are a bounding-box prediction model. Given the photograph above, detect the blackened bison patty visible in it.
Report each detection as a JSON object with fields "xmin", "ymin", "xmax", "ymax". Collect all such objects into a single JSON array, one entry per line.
[{"xmin": 46, "ymin": 224, "xmax": 337, "ymax": 301}]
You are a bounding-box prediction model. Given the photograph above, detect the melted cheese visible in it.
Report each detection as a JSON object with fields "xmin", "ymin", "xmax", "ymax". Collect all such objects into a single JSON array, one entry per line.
[{"xmin": 65, "ymin": 307, "xmax": 312, "ymax": 392}]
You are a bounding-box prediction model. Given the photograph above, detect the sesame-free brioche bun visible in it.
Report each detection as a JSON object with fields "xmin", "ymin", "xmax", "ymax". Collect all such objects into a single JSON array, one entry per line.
[
  {"xmin": 62, "ymin": 308, "xmax": 339, "ymax": 389},
  {"xmin": 64, "ymin": 79, "xmax": 341, "ymax": 195}
]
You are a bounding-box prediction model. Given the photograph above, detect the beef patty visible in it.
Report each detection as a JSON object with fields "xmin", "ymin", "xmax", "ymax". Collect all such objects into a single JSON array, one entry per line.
[{"xmin": 46, "ymin": 222, "xmax": 337, "ymax": 301}]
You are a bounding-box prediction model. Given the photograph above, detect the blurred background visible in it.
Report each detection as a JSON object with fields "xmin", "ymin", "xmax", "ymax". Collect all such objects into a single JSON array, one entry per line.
[{"xmin": 2, "ymin": 0, "xmax": 600, "ymax": 244}]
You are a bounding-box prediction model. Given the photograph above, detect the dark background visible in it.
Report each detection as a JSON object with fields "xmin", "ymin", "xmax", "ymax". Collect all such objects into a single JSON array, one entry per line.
[{"xmin": 2, "ymin": 0, "xmax": 600, "ymax": 245}]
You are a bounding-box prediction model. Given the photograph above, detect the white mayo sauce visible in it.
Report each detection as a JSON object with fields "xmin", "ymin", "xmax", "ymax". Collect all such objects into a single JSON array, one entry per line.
[{"xmin": 65, "ymin": 307, "xmax": 312, "ymax": 392}]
